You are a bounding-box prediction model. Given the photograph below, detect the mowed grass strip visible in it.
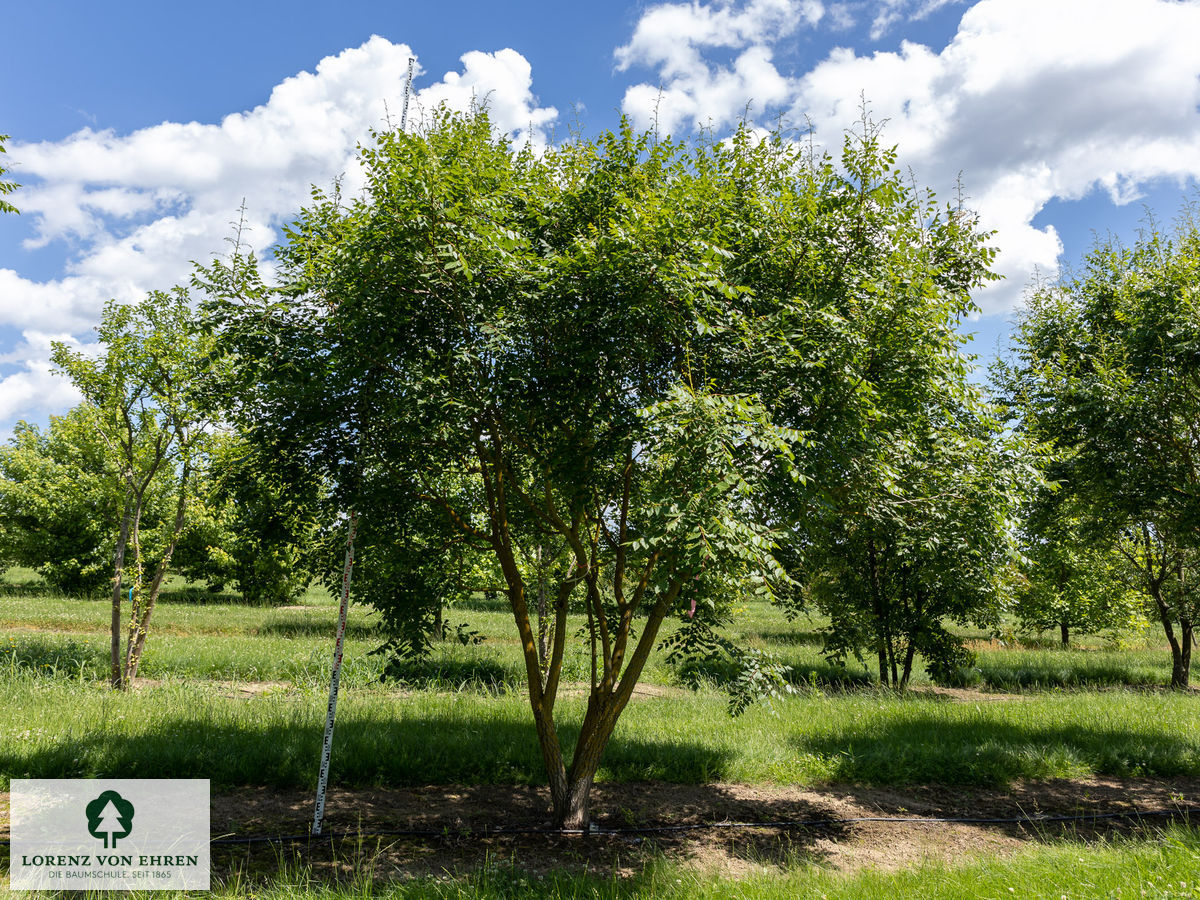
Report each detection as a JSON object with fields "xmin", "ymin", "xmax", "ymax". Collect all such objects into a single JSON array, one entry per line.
[
  {"xmin": 4, "ymin": 826, "xmax": 1200, "ymax": 899},
  {"xmin": 3, "ymin": 678, "xmax": 1199, "ymax": 790},
  {"xmin": 2, "ymin": 581, "xmax": 1189, "ymax": 691}
]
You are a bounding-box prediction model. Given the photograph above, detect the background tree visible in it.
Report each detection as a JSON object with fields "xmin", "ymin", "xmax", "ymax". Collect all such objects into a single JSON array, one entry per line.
[
  {"xmin": 996, "ymin": 211, "xmax": 1200, "ymax": 686},
  {"xmin": 705, "ymin": 119, "xmax": 1016, "ymax": 687},
  {"xmin": 1013, "ymin": 491, "xmax": 1143, "ymax": 646},
  {"xmin": 174, "ymin": 432, "xmax": 320, "ymax": 605},
  {"xmin": 52, "ymin": 290, "xmax": 219, "ymax": 688},
  {"xmin": 0, "ymin": 408, "xmax": 125, "ymax": 594},
  {"xmin": 804, "ymin": 397, "xmax": 1026, "ymax": 687}
]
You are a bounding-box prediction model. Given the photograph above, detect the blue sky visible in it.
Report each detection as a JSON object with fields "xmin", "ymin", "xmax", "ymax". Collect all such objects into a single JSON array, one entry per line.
[{"xmin": 2, "ymin": 0, "xmax": 1199, "ymax": 436}]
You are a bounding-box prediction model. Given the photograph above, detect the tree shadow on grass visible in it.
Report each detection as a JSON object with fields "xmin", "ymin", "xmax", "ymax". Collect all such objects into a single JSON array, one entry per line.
[
  {"xmin": 675, "ymin": 656, "xmax": 874, "ymax": 691},
  {"xmin": 1, "ymin": 633, "xmax": 108, "ymax": 679},
  {"xmin": 451, "ymin": 593, "xmax": 510, "ymax": 613},
  {"xmin": 378, "ymin": 654, "xmax": 521, "ymax": 693},
  {"xmin": 974, "ymin": 657, "xmax": 1170, "ymax": 690},
  {"xmin": 3, "ymin": 704, "xmax": 843, "ymax": 880},
  {"xmin": 745, "ymin": 627, "xmax": 827, "ymax": 647},
  {"xmin": 792, "ymin": 714, "xmax": 1200, "ymax": 786},
  {"xmin": 256, "ymin": 617, "xmax": 381, "ymax": 640},
  {"xmin": 157, "ymin": 586, "xmax": 272, "ymax": 606}
]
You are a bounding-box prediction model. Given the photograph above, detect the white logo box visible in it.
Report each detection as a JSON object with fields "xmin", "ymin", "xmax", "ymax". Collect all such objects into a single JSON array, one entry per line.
[{"xmin": 9, "ymin": 779, "xmax": 209, "ymax": 890}]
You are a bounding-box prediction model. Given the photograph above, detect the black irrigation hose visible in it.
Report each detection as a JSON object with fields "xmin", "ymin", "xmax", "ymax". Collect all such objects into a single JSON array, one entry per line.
[
  {"xmin": 2, "ymin": 806, "xmax": 1195, "ymax": 847},
  {"xmin": 202, "ymin": 805, "xmax": 1199, "ymax": 845}
]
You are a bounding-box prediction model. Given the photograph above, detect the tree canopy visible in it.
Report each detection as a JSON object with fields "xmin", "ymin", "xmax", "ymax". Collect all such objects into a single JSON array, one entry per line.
[
  {"xmin": 996, "ymin": 211, "xmax": 1200, "ymax": 686},
  {"xmin": 199, "ymin": 108, "xmax": 1005, "ymax": 827}
]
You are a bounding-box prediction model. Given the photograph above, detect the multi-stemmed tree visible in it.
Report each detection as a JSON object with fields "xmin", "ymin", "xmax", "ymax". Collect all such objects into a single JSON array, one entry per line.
[
  {"xmin": 202, "ymin": 109, "xmax": 1003, "ymax": 826},
  {"xmin": 53, "ymin": 290, "xmax": 219, "ymax": 688}
]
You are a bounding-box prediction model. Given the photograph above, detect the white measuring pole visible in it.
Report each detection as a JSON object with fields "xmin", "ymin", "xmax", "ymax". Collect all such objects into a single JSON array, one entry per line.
[
  {"xmin": 312, "ymin": 510, "xmax": 358, "ymax": 836},
  {"xmin": 400, "ymin": 57, "xmax": 415, "ymax": 131}
]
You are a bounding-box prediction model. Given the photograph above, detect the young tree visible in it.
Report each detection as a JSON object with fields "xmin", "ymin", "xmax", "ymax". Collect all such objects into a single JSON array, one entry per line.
[
  {"xmin": 52, "ymin": 290, "xmax": 219, "ymax": 688},
  {"xmin": 996, "ymin": 212, "xmax": 1200, "ymax": 686},
  {"xmin": 707, "ymin": 119, "xmax": 1016, "ymax": 687},
  {"xmin": 804, "ymin": 397, "xmax": 1027, "ymax": 687},
  {"xmin": 1013, "ymin": 494, "xmax": 1142, "ymax": 647}
]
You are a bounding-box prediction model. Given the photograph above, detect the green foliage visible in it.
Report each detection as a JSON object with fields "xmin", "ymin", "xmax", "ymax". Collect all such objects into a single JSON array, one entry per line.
[
  {"xmin": 0, "ymin": 409, "xmax": 121, "ymax": 594},
  {"xmin": 1013, "ymin": 496, "xmax": 1145, "ymax": 643},
  {"xmin": 51, "ymin": 288, "xmax": 223, "ymax": 687},
  {"xmin": 201, "ymin": 109, "xmax": 830, "ymax": 825},
  {"xmin": 718, "ymin": 118, "xmax": 1021, "ymax": 689},
  {"xmin": 0, "ymin": 407, "xmax": 178, "ymax": 595},
  {"xmin": 175, "ymin": 432, "xmax": 319, "ymax": 605},
  {"xmin": 997, "ymin": 207, "xmax": 1200, "ymax": 686},
  {"xmin": 0, "ymin": 133, "xmax": 18, "ymax": 215}
]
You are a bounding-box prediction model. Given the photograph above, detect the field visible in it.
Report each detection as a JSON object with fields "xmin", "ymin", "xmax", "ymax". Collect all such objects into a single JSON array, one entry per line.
[{"xmin": 3, "ymin": 567, "xmax": 1200, "ymax": 898}]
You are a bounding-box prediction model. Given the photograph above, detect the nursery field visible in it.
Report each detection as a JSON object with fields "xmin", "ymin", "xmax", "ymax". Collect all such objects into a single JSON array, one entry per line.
[{"xmin": 3, "ymin": 567, "xmax": 1200, "ymax": 898}]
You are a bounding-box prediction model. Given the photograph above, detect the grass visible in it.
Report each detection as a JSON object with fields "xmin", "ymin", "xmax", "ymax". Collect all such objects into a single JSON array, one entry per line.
[
  {"xmin": 5, "ymin": 566, "xmax": 1200, "ymax": 895},
  {"xmin": 5, "ymin": 827, "xmax": 1200, "ymax": 898},
  {"xmin": 4, "ymin": 674, "xmax": 1199, "ymax": 790}
]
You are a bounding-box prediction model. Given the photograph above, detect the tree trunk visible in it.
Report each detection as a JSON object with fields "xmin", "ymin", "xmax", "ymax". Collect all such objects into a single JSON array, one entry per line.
[
  {"xmin": 867, "ymin": 539, "xmax": 889, "ymax": 687},
  {"xmin": 108, "ymin": 499, "xmax": 135, "ymax": 689},
  {"xmin": 1060, "ymin": 621, "xmax": 1069, "ymax": 648},
  {"xmin": 125, "ymin": 462, "xmax": 191, "ymax": 683},
  {"xmin": 1150, "ymin": 585, "xmax": 1187, "ymax": 689},
  {"xmin": 547, "ymin": 583, "xmax": 682, "ymax": 830},
  {"xmin": 554, "ymin": 699, "xmax": 616, "ymax": 830},
  {"xmin": 1178, "ymin": 619, "xmax": 1193, "ymax": 689},
  {"xmin": 899, "ymin": 640, "xmax": 915, "ymax": 689}
]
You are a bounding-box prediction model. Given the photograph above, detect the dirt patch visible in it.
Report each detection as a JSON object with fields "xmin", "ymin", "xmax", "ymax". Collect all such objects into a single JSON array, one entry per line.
[
  {"xmin": 128, "ymin": 678, "xmax": 293, "ymax": 698},
  {"xmin": 907, "ymin": 685, "xmax": 1030, "ymax": 702},
  {"xmin": 207, "ymin": 777, "xmax": 1200, "ymax": 880},
  {"xmin": 5, "ymin": 777, "xmax": 1191, "ymax": 884}
]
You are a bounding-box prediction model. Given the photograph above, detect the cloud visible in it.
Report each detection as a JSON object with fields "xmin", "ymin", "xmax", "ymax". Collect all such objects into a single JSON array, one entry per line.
[
  {"xmin": 618, "ymin": 0, "xmax": 1200, "ymax": 312},
  {"xmin": 616, "ymin": 0, "xmax": 824, "ymax": 134},
  {"xmin": 0, "ymin": 36, "xmax": 557, "ymax": 435},
  {"xmin": 0, "ymin": 331, "xmax": 85, "ymax": 425}
]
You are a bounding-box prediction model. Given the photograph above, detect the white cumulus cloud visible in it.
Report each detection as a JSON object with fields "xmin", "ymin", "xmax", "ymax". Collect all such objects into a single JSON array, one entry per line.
[
  {"xmin": 618, "ymin": 0, "xmax": 1200, "ymax": 312},
  {"xmin": 616, "ymin": 0, "xmax": 824, "ymax": 134},
  {"xmin": 0, "ymin": 36, "xmax": 557, "ymax": 435}
]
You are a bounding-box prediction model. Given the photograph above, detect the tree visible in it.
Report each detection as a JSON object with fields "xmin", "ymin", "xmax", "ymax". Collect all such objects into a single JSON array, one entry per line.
[
  {"xmin": 1013, "ymin": 492, "xmax": 1143, "ymax": 647},
  {"xmin": 202, "ymin": 111, "xmax": 812, "ymax": 829},
  {"xmin": 803, "ymin": 396, "xmax": 1027, "ymax": 687},
  {"xmin": 52, "ymin": 290, "xmax": 219, "ymax": 688},
  {"xmin": 0, "ymin": 408, "xmax": 125, "ymax": 594},
  {"xmin": 705, "ymin": 118, "xmax": 1016, "ymax": 688},
  {"xmin": 996, "ymin": 211, "xmax": 1200, "ymax": 686},
  {"xmin": 202, "ymin": 109, "xmax": 1004, "ymax": 825},
  {"xmin": 0, "ymin": 134, "xmax": 18, "ymax": 215},
  {"xmin": 174, "ymin": 432, "xmax": 320, "ymax": 605}
]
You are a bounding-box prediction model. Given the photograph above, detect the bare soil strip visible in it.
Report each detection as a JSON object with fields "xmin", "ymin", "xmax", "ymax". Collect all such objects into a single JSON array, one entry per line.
[{"xmin": 5, "ymin": 777, "xmax": 1196, "ymax": 881}]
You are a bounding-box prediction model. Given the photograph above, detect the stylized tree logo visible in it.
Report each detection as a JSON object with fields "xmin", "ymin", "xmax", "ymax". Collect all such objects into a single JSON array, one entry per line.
[{"xmin": 85, "ymin": 790, "xmax": 134, "ymax": 849}]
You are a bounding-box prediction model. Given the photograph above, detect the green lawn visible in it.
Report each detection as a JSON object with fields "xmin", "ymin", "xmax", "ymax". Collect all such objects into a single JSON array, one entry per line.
[{"xmin": 4, "ymin": 566, "xmax": 1200, "ymax": 897}]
